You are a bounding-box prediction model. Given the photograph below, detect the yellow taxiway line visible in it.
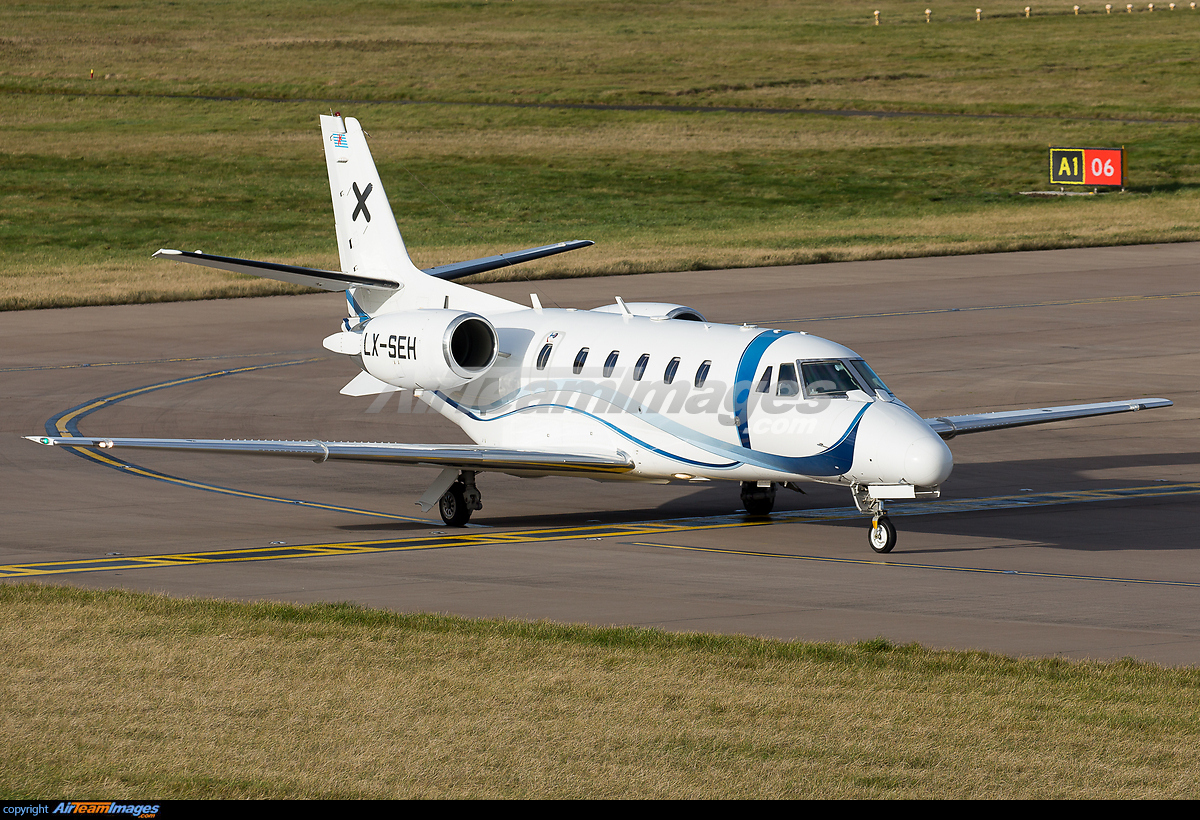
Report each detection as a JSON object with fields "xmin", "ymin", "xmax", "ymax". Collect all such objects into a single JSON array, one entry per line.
[{"xmin": 4, "ymin": 481, "xmax": 1199, "ymax": 580}]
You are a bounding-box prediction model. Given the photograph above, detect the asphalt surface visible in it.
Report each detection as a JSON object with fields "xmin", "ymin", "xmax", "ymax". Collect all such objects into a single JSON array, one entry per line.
[{"xmin": 3, "ymin": 243, "xmax": 1197, "ymax": 665}]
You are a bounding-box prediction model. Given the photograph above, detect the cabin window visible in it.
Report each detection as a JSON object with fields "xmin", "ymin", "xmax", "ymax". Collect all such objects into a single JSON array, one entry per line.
[
  {"xmin": 800, "ymin": 360, "xmax": 862, "ymax": 396},
  {"xmin": 849, "ymin": 359, "xmax": 889, "ymax": 393},
  {"xmin": 694, "ymin": 360, "xmax": 711, "ymax": 388},
  {"xmin": 755, "ymin": 366, "xmax": 773, "ymax": 393},
  {"xmin": 634, "ymin": 354, "xmax": 650, "ymax": 381},
  {"xmin": 573, "ymin": 347, "xmax": 589, "ymax": 375},
  {"xmin": 536, "ymin": 343, "xmax": 553, "ymax": 371},
  {"xmin": 776, "ymin": 362, "xmax": 800, "ymax": 397},
  {"xmin": 604, "ymin": 350, "xmax": 619, "ymax": 378},
  {"xmin": 664, "ymin": 357, "xmax": 681, "ymax": 384}
]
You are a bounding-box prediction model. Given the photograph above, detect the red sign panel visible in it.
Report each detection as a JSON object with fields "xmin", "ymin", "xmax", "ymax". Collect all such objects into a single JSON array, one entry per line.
[
  {"xmin": 1083, "ymin": 149, "xmax": 1123, "ymax": 186},
  {"xmin": 1049, "ymin": 147, "xmax": 1124, "ymax": 186}
]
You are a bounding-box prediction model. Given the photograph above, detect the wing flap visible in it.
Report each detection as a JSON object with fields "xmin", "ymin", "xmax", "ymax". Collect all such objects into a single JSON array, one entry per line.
[
  {"xmin": 26, "ymin": 436, "xmax": 633, "ymax": 475},
  {"xmin": 925, "ymin": 398, "xmax": 1173, "ymax": 439}
]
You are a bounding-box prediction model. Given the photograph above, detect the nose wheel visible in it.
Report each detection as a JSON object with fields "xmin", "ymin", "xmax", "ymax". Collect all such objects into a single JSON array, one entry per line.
[{"xmin": 868, "ymin": 515, "xmax": 897, "ymax": 554}]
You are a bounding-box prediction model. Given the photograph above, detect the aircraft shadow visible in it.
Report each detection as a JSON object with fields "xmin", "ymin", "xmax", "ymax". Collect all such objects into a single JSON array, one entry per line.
[
  {"xmin": 804, "ymin": 450, "xmax": 1200, "ymax": 555},
  {"xmin": 334, "ymin": 451, "xmax": 1199, "ymax": 553}
]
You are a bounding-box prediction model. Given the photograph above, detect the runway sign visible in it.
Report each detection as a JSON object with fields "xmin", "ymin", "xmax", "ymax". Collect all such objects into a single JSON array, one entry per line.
[{"xmin": 1049, "ymin": 147, "xmax": 1125, "ymax": 186}]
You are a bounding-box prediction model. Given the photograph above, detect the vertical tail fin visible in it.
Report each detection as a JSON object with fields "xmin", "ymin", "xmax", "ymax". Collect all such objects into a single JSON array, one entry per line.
[
  {"xmin": 321, "ymin": 115, "xmax": 420, "ymax": 281},
  {"xmin": 319, "ymin": 115, "xmax": 520, "ymax": 318}
]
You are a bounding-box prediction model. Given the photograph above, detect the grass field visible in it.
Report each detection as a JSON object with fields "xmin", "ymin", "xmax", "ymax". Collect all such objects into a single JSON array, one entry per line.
[
  {"xmin": 2, "ymin": 0, "xmax": 1199, "ymax": 309},
  {"xmin": 2, "ymin": 584, "xmax": 1199, "ymax": 799}
]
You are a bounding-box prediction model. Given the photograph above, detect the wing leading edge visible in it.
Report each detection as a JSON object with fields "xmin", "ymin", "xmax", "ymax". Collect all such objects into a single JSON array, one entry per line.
[
  {"xmin": 26, "ymin": 436, "xmax": 634, "ymax": 476},
  {"xmin": 924, "ymin": 398, "xmax": 1173, "ymax": 439}
]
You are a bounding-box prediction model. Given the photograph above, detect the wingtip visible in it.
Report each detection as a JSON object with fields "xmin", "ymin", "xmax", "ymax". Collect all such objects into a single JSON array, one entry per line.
[{"xmin": 153, "ymin": 248, "xmax": 182, "ymax": 258}]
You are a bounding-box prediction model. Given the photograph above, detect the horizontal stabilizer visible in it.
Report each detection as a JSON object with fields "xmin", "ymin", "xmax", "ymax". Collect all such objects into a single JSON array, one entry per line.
[
  {"xmin": 26, "ymin": 436, "xmax": 634, "ymax": 476},
  {"xmin": 925, "ymin": 398, "xmax": 1172, "ymax": 439},
  {"xmin": 153, "ymin": 249, "xmax": 401, "ymax": 291},
  {"xmin": 423, "ymin": 240, "xmax": 593, "ymax": 281},
  {"xmin": 155, "ymin": 242, "xmax": 592, "ymax": 289}
]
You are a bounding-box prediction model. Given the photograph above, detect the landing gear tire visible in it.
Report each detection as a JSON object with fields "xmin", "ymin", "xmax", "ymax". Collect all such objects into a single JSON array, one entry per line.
[
  {"xmin": 439, "ymin": 483, "xmax": 472, "ymax": 527},
  {"xmin": 868, "ymin": 515, "xmax": 897, "ymax": 554},
  {"xmin": 741, "ymin": 481, "xmax": 776, "ymax": 517}
]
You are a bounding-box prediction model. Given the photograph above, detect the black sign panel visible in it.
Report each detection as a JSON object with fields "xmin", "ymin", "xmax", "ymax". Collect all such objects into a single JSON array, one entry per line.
[{"xmin": 1050, "ymin": 148, "xmax": 1085, "ymax": 185}]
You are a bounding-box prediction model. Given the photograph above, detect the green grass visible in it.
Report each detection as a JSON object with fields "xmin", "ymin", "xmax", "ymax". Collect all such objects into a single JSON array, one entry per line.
[
  {"xmin": 2, "ymin": 1, "xmax": 1200, "ymax": 309},
  {"xmin": 2, "ymin": 583, "xmax": 1198, "ymax": 798},
  {"xmin": 5, "ymin": 0, "xmax": 1200, "ymax": 117}
]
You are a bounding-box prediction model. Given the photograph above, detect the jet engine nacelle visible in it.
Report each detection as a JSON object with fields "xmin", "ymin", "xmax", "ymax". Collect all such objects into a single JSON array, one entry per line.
[
  {"xmin": 358, "ymin": 309, "xmax": 498, "ymax": 391},
  {"xmin": 590, "ymin": 302, "xmax": 707, "ymax": 322}
]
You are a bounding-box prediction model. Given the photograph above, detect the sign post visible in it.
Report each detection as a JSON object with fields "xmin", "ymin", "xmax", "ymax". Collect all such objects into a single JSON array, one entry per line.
[{"xmin": 1049, "ymin": 146, "xmax": 1125, "ymax": 188}]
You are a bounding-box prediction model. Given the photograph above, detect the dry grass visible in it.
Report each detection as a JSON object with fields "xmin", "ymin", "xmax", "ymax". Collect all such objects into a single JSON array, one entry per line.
[
  {"xmin": 460, "ymin": 193, "xmax": 1200, "ymax": 281},
  {"xmin": 0, "ymin": 260, "xmax": 313, "ymax": 312},
  {"xmin": 2, "ymin": 584, "xmax": 1198, "ymax": 798}
]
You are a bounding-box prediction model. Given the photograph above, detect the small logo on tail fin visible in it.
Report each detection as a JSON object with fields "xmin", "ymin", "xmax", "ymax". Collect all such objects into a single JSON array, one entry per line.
[{"xmin": 330, "ymin": 133, "xmax": 348, "ymax": 149}]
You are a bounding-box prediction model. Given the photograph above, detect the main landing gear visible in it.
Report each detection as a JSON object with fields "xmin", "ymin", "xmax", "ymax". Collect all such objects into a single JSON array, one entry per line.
[
  {"xmin": 739, "ymin": 481, "xmax": 807, "ymax": 518},
  {"xmin": 438, "ymin": 471, "xmax": 483, "ymax": 527},
  {"xmin": 740, "ymin": 481, "xmax": 777, "ymax": 517}
]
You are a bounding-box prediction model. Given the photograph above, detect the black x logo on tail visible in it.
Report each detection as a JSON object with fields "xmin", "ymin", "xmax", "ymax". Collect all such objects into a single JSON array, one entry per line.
[{"xmin": 352, "ymin": 181, "xmax": 373, "ymax": 223}]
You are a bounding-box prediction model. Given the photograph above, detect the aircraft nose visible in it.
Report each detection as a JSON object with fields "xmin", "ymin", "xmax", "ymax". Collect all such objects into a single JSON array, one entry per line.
[
  {"xmin": 904, "ymin": 430, "xmax": 953, "ymax": 487},
  {"xmin": 851, "ymin": 402, "xmax": 954, "ymax": 487}
]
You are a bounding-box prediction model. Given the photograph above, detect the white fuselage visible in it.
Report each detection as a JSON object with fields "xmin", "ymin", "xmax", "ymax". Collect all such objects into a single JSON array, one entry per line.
[{"xmin": 402, "ymin": 305, "xmax": 953, "ymax": 489}]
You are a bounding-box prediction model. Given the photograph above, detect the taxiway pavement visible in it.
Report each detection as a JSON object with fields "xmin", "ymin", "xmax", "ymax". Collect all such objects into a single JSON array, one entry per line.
[{"xmin": 3, "ymin": 243, "xmax": 1197, "ymax": 664}]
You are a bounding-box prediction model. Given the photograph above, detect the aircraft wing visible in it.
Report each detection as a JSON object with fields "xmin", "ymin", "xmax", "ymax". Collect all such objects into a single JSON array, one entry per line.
[
  {"xmin": 924, "ymin": 398, "xmax": 1173, "ymax": 439},
  {"xmin": 25, "ymin": 436, "xmax": 634, "ymax": 476}
]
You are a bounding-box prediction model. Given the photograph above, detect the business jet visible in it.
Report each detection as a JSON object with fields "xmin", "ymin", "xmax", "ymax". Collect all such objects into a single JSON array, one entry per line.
[{"xmin": 28, "ymin": 115, "xmax": 1172, "ymax": 553}]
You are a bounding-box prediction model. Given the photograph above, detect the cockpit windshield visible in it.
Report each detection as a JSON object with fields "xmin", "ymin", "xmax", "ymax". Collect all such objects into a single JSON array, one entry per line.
[
  {"xmin": 849, "ymin": 359, "xmax": 890, "ymax": 393},
  {"xmin": 800, "ymin": 360, "xmax": 863, "ymax": 396}
]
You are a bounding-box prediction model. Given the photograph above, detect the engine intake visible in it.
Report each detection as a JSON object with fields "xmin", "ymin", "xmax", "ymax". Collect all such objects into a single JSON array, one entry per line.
[{"xmin": 358, "ymin": 309, "xmax": 498, "ymax": 391}]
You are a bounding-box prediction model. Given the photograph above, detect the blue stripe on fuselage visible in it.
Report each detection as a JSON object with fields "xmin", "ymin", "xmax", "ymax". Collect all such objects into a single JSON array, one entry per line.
[
  {"xmin": 733, "ymin": 330, "xmax": 791, "ymax": 449},
  {"xmin": 432, "ymin": 388, "xmax": 869, "ymax": 479}
]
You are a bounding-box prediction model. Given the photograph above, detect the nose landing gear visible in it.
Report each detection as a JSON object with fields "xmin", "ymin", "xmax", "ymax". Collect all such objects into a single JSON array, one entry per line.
[
  {"xmin": 868, "ymin": 514, "xmax": 897, "ymax": 554},
  {"xmin": 852, "ymin": 483, "xmax": 898, "ymax": 554}
]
